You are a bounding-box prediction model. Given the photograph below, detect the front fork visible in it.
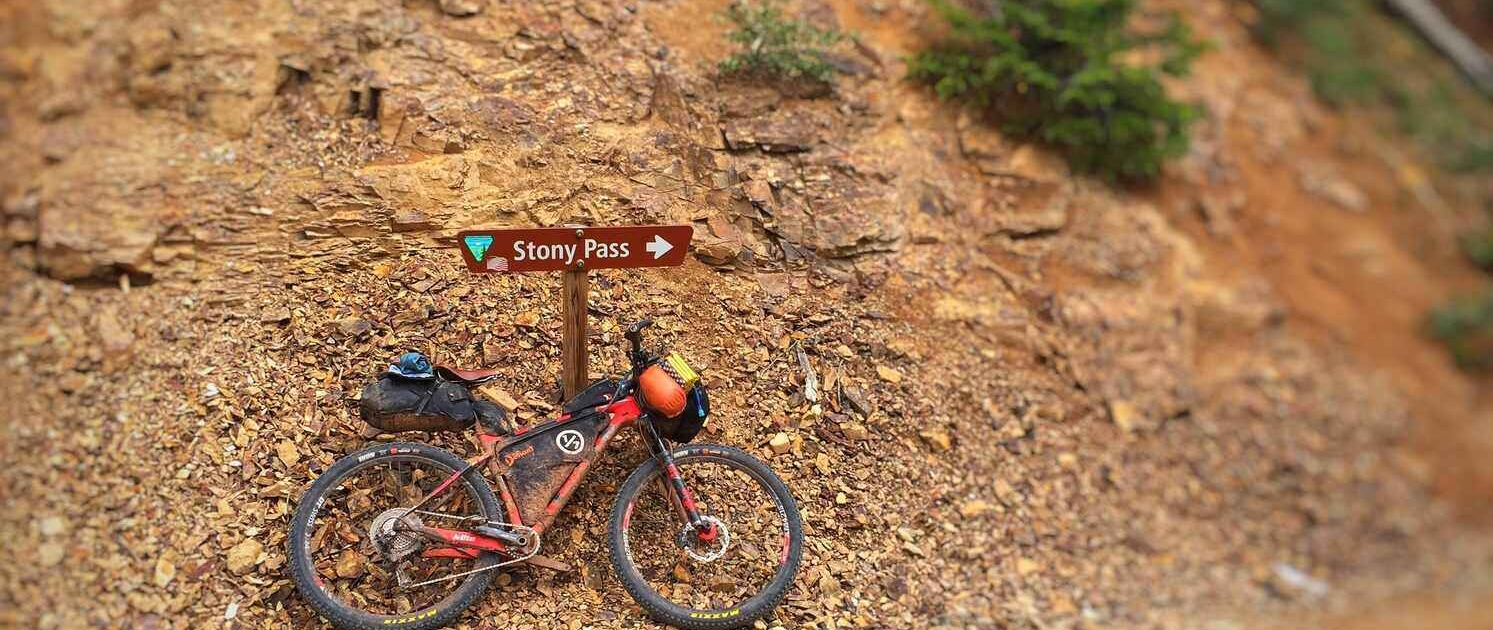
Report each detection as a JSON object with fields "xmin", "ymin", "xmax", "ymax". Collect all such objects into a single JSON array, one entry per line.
[{"xmin": 641, "ymin": 419, "xmax": 718, "ymax": 542}]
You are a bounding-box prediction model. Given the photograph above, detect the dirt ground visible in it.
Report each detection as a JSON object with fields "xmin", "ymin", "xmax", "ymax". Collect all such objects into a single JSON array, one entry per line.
[{"xmin": 2, "ymin": 0, "xmax": 1492, "ymax": 629}]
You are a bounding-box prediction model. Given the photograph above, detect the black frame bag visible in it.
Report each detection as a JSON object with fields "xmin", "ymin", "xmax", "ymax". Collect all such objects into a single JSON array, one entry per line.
[{"xmin": 562, "ymin": 377, "xmax": 619, "ymax": 415}]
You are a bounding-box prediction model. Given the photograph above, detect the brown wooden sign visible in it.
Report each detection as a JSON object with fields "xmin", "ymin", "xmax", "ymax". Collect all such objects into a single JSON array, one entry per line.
[
  {"xmin": 458, "ymin": 225, "xmax": 693, "ymax": 273},
  {"xmin": 456, "ymin": 224, "xmax": 693, "ymax": 399}
]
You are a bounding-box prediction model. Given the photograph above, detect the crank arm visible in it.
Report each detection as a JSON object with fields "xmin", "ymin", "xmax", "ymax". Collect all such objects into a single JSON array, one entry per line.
[{"xmin": 399, "ymin": 537, "xmax": 541, "ymax": 590}]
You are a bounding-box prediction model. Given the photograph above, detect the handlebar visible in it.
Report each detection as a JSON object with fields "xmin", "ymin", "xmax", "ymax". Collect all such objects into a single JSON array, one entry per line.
[
  {"xmin": 625, "ymin": 318, "xmax": 653, "ymax": 341},
  {"xmin": 624, "ymin": 318, "xmax": 653, "ymax": 366}
]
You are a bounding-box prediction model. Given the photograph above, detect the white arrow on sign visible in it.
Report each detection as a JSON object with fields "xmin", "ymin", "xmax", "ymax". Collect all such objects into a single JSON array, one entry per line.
[{"xmin": 645, "ymin": 234, "xmax": 674, "ymax": 260}]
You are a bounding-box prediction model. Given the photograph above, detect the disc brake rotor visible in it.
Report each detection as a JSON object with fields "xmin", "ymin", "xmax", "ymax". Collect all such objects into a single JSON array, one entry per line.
[{"xmin": 678, "ymin": 515, "xmax": 731, "ymax": 563}]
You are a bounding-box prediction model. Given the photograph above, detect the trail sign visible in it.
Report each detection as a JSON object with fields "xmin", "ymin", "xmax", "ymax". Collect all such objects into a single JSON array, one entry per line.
[
  {"xmin": 456, "ymin": 224, "xmax": 693, "ymax": 399},
  {"xmin": 457, "ymin": 225, "xmax": 692, "ymax": 273}
]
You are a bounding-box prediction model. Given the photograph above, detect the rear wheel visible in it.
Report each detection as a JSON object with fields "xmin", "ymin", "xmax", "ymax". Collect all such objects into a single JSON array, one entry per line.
[
  {"xmin": 608, "ymin": 444, "xmax": 803, "ymax": 630},
  {"xmin": 288, "ymin": 442, "xmax": 499, "ymax": 630}
]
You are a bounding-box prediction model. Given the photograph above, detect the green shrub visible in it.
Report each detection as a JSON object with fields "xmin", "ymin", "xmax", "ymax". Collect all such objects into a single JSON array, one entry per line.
[
  {"xmin": 1251, "ymin": 0, "xmax": 1384, "ymax": 106},
  {"xmin": 1249, "ymin": 0, "xmax": 1493, "ymax": 170},
  {"xmin": 719, "ymin": 0, "xmax": 845, "ymax": 84},
  {"xmin": 1452, "ymin": 143, "xmax": 1493, "ymax": 172},
  {"xmin": 1428, "ymin": 290, "xmax": 1493, "ymax": 369},
  {"xmin": 1464, "ymin": 226, "xmax": 1493, "ymax": 270},
  {"xmin": 1250, "ymin": 0, "xmax": 1347, "ymax": 45},
  {"xmin": 908, "ymin": 0, "xmax": 1207, "ymax": 182},
  {"xmin": 1251, "ymin": 0, "xmax": 1374, "ymax": 93}
]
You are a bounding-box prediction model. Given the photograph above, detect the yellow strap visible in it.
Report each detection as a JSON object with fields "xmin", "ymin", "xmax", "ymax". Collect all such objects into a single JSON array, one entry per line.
[{"xmin": 664, "ymin": 353, "xmax": 700, "ymax": 388}]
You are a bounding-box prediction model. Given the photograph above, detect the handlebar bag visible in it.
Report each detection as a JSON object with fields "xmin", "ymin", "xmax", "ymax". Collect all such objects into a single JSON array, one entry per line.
[
  {"xmin": 639, "ymin": 364, "xmax": 687, "ymax": 418},
  {"xmin": 654, "ymin": 383, "xmax": 709, "ymax": 443},
  {"xmin": 359, "ymin": 374, "xmax": 478, "ymax": 433}
]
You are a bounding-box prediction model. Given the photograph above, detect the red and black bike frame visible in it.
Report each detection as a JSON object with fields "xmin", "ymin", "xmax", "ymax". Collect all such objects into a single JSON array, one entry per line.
[{"xmin": 400, "ymin": 376, "xmax": 711, "ymax": 560}]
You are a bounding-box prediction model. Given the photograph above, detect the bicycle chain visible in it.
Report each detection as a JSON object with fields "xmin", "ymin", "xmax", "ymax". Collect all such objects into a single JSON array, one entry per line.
[{"xmin": 396, "ymin": 522, "xmax": 541, "ymax": 590}]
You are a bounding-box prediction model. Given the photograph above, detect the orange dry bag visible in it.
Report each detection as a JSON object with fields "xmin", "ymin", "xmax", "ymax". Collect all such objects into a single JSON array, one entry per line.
[{"xmin": 639, "ymin": 364, "xmax": 687, "ymax": 418}]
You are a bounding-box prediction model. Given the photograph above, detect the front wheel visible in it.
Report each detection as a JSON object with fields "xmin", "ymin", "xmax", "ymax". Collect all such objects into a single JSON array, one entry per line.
[{"xmin": 608, "ymin": 444, "xmax": 804, "ymax": 630}]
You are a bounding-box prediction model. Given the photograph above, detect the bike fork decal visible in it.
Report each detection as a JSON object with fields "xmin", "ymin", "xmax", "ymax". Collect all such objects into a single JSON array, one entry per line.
[{"xmin": 665, "ymin": 463, "xmax": 700, "ymax": 517}]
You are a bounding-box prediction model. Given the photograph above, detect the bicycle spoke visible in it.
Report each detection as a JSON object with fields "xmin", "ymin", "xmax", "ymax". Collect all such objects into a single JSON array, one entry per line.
[
  {"xmin": 303, "ymin": 455, "xmax": 488, "ymax": 615},
  {"xmin": 621, "ymin": 456, "xmax": 788, "ymax": 612}
]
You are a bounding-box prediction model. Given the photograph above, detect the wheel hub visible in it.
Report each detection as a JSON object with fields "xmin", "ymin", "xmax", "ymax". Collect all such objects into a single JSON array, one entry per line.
[
  {"xmin": 369, "ymin": 509, "xmax": 424, "ymax": 562},
  {"xmin": 679, "ymin": 515, "xmax": 731, "ymax": 563}
]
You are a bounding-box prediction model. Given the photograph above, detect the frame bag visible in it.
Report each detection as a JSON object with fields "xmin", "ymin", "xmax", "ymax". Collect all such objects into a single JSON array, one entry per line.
[{"xmin": 499, "ymin": 412, "xmax": 605, "ymax": 523}]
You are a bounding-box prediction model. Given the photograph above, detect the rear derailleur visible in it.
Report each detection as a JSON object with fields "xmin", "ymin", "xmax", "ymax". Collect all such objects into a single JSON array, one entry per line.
[{"xmin": 373, "ymin": 512, "xmax": 540, "ymax": 589}]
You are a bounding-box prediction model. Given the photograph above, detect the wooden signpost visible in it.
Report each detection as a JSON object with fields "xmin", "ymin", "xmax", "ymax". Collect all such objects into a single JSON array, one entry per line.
[{"xmin": 457, "ymin": 225, "xmax": 693, "ymax": 398}]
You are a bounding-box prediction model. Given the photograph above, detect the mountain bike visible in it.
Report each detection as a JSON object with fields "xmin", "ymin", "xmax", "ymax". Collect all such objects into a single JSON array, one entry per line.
[{"xmin": 287, "ymin": 319, "xmax": 804, "ymax": 629}]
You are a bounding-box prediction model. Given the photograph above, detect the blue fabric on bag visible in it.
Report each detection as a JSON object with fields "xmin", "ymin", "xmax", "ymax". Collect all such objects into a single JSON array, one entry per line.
[
  {"xmin": 388, "ymin": 352, "xmax": 434, "ymax": 379},
  {"xmin": 690, "ymin": 385, "xmax": 710, "ymax": 418}
]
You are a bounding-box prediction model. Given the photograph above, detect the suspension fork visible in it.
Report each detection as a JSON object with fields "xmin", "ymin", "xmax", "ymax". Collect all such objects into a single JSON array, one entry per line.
[{"xmin": 641, "ymin": 419, "xmax": 715, "ymax": 539}]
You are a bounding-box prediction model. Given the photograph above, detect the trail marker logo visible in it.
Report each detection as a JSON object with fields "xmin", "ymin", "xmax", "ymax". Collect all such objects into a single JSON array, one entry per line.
[
  {"xmin": 463, "ymin": 235, "xmax": 494, "ymax": 262},
  {"xmin": 556, "ymin": 429, "xmax": 584, "ymax": 455}
]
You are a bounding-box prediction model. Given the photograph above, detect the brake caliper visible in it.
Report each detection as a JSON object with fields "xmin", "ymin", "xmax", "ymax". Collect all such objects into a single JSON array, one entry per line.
[{"xmin": 679, "ymin": 515, "xmax": 730, "ymax": 563}]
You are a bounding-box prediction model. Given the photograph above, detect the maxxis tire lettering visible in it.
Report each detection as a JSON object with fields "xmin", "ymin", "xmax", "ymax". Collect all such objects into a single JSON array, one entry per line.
[{"xmin": 606, "ymin": 444, "xmax": 804, "ymax": 630}]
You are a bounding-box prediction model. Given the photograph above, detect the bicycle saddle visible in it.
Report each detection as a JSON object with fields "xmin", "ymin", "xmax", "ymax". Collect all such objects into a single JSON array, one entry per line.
[{"xmin": 434, "ymin": 366, "xmax": 503, "ymax": 385}]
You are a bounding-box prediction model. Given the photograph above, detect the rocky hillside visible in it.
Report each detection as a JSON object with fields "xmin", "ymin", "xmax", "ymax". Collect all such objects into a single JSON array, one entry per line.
[{"xmin": 3, "ymin": 0, "xmax": 1492, "ymax": 628}]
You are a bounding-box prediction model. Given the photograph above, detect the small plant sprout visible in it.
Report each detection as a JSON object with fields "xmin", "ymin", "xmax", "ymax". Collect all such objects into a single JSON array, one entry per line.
[{"xmin": 719, "ymin": 0, "xmax": 846, "ymax": 84}]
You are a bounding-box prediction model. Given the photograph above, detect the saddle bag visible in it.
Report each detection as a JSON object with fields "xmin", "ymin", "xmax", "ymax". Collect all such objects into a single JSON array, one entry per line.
[{"xmin": 360, "ymin": 374, "xmax": 494, "ymax": 433}]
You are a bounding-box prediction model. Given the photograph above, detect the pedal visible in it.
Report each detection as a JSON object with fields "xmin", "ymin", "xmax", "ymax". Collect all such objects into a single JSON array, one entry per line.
[{"xmin": 524, "ymin": 554, "xmax": 571, "ymax": 572}]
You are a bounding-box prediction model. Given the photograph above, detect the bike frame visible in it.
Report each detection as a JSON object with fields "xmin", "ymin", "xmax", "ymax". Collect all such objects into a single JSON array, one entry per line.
[{"xmin": 401, "ymin": 384, "xmax": 708, "ymax": 562}]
